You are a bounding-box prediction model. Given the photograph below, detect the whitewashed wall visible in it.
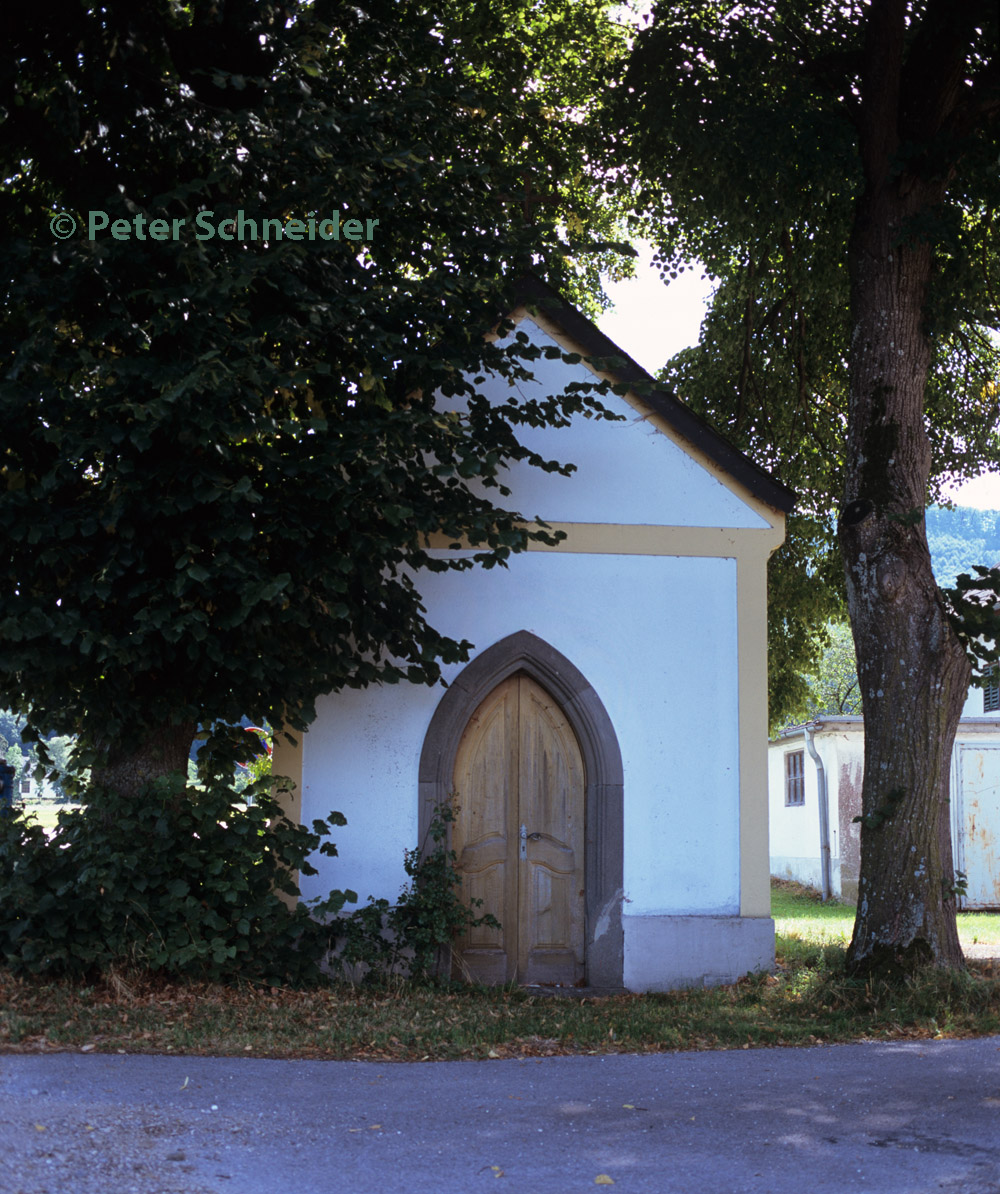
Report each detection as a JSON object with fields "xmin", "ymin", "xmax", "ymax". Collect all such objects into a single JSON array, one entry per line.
[
  {"xmin": 442, "ymin": 317, "xmax": 770, "ymax": 531},
  {"xmin": 298, "ymin": 549, "xmax": 741, "ymax": 922},
  {"xmin": 768, "ymin": 727, "xmax": 863, "ymax": 900},
  {"xmin": 962, "ymin": 685, "xmax": 987, "ymax": 717},
  {"xmin": 769, "ymin": 735, "xmax": 833, "ymax": 895}
]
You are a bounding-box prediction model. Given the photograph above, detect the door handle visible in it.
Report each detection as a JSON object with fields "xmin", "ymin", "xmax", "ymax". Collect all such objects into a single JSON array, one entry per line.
[{"xmin": 520, "ymin": 825, "xmax": 543, "ymax": 860}]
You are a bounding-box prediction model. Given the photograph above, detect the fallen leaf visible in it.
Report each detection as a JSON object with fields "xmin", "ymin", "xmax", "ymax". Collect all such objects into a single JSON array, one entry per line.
[
  {"xmin": 491, "ymin": 1166, "xmax": 504, "ymax": 1178},
  {"xmin": 369, "ymin": 1124, "xmax": 381, "ymax": 1131},
  {"xmin": 180, "ymin": 1077, "xmax": 189, "ymax": 1091},
  {"xmin": 80, "ymin": 1044, "xmax": 95, "ymax": 1053},
  {"xmin": 34, "ymin": 1124, "xmax": 46, "ymax": 1132},
  {"xmin": 595, "ymin": 1176, "xmax": 614, "ymax": 1185},
  {"xmin": 487, "ymin": 1049, "xmax": 500, "ymax": 1059},
  {"xmin": 622, "ymin": 1104, "xmax": 635, "ymax": 1110}
]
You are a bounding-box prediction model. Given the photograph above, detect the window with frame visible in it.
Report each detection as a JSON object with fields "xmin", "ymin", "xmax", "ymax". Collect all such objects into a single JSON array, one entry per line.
[
  {"xmin": 985, "ymin": 666, "xmax": 999, "ymax": 714},
  {"xmin": 784, "ymin": 749, "xmax": 805, "ymax": 806}
]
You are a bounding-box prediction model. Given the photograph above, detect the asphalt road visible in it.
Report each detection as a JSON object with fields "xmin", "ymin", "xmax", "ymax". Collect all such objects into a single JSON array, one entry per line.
[{"xmin": 2, "ymin": 1037, "xmax": 1000, "ymax": 1193}]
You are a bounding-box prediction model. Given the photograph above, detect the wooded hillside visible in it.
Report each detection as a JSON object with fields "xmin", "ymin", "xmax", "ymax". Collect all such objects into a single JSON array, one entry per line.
[{"xmin": 927, "ymin": 505, "xmax": 1000, "ymax": 587}]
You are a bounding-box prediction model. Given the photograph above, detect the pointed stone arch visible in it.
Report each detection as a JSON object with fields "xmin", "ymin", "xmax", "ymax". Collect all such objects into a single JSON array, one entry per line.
[{"xmin": 419, "ymin": 630, "xmax": 623, "ymax": 987}]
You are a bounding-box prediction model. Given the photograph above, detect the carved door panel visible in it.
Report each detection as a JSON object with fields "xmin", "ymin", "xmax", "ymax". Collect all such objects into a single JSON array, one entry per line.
[
  {"xmin": 452, "ymin": 673, "xmax": 585, "ymax": 984},
  {"xmin": 517, "ymin": 676, "xmax": 586, "ymax": 984},
  {"xmin": 450, "ymin": 676, "xmax": 519, "ymax": 983}
]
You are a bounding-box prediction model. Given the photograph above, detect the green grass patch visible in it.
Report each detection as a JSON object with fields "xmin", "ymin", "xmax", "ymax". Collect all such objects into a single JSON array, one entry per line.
[
  {"xmin": 772, "ymin": 876, "xmax": 1000, "ymax": 948},
  {"xmin": 772, "ymin": 878, "xmax": 854, "ymax": 945},
  {"xmin": 1, "ymin": 879, "xmax": 998, "ymax": 1060},
  {"xmin": 958, "ymin": 911, "xmax": 1000, "ymax": 947},
  {"xmin": 16, "ymin": 801, "xmax": 80, "ymax": 832}
]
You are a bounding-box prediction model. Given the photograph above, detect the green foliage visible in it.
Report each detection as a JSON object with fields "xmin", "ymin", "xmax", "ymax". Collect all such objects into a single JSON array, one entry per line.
[
  {"xmin": 610, "ymin": 0, "xmax": 1000, "ymax": 725},
  {"xmin": 942, "ymin": 564, "xmax": 1000, "ymax": 681},
  {"xmin": 803, "ymin": 620, "xmax": 861, "ymax": 718},
  {"xmin": 786, "ymin": 511, "xmax": 1000, "ymax": 722},
  {"xmin": 438, "ymin": 0, "xmax": 634, "ymax": 316},
  {"xmin": 0, "ymin": 1, "xmax": 625, "ymax": 779},
  {"xmin": 0, "ymin": 709, "xmax": 25, "ymax": 755},
  {"xmin": 944, "ymin": 870, "xmax": 969, "ymax": 902},
  {"xmin": 766, "ymin": 516, "xmax": 847, "ymax": 730},
  {"xmin": 0, "ymin": 776, "xmax": 354, "ymax": 985},
  {"xmin": 230, "ymin": 726, "xmax": 272, "ymax": 796},
  {"xmin": 618, "ymin": 0, "xmax": 1000, "ymax": 437},
  {"xmin": 337, "ymin": 799, "xmax": 499, "ymax": 984}
]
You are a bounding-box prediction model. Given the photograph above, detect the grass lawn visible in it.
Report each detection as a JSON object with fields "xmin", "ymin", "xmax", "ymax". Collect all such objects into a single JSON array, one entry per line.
[
  {"xmin": 16, "ymin": 802, "xmax": 81, "ymax": 832},
  {"xmin": 1, "ymin": 880, "xmax": 999, "ymax": 1060},
  {"xmin": 772, "ymin": 878, "xmax": 1000, "ymax": 947}
]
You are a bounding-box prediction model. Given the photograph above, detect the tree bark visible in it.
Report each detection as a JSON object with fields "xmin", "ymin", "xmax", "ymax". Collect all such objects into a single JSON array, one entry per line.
[
  {"xmin": 841, "ymin": 0, "xmax": 970, "ymax": 975},
  {"xmin": 91, "ymin": 720, "xmax": 197, "ymax": 807}
]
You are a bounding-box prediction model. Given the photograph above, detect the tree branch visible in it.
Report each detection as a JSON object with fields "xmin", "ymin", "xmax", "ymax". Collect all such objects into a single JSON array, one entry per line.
[
  {"xmin": 940, "ymin": 61, "xmax": 1000, "ymax": 142},
  {"xmin": 900, "ymin": 0, "xmax": 996, "ymax": 142}
]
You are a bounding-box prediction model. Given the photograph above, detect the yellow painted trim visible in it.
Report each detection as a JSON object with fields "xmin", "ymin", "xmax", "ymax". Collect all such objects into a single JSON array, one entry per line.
[
  {"xmin": 270, "ymin": 727, "xmax": 304, "ymax": 909},
  {"xmin": 271, "ymin": 729, "xmax": 303, "ymax": 823},
  {"xmin": 511, "ymin": 304, "xmax": 786, "ymax": 532},
  {"xmin": 427, "ymin": 521, "xmax": 785, "ymax": 560},
  {"xmin": 736, "ymin": 553, "xmax": 773, "ymax": 917}
]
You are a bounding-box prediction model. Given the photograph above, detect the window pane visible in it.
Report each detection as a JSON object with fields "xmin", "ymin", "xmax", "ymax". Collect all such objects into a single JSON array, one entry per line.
[
  {"xmin": 986, "ymin": 666, "xmax": 999, "ymax": 713},
  {"xmin": 784, "ymin": 749, "xmax": 805, "ymax": 806}
]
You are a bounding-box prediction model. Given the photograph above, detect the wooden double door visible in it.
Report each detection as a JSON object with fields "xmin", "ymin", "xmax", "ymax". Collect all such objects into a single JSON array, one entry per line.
[{"xmin": 451, "ymin": 672, "xmax": 585, "ymax": 985}]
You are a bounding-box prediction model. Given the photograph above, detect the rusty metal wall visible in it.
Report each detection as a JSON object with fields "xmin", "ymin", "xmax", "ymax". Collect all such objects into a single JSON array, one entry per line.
[
  {"xmin": 955, "ymin": 744, "xmax": 1000, "ymax": 910},
  {"xmin": 837, "ymin": 756, "xmax": 864, "ymax": 905}
]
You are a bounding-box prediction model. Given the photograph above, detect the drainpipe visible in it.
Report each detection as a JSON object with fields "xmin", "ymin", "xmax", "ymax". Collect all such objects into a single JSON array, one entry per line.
[{"xmin": 803, "ymin": 722, "xmax": 833, "ymax": 902}]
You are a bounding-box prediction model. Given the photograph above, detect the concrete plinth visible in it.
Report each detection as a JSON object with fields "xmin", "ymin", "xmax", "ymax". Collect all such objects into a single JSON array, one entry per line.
[{"xmin": 623, "ymin": 914, "xmax": 775, "ymax": 991}]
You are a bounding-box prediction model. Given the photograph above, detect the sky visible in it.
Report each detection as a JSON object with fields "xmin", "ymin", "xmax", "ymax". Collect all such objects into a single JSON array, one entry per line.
[{"xmin": 596, "ymin": 244, "xmax": 1000, "ymax": 513}]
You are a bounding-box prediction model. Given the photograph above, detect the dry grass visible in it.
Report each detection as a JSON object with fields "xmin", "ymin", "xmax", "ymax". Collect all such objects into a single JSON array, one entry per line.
[{"xmin": 2, "ymin": 881, "xmax": 999, "ymax": 1060}]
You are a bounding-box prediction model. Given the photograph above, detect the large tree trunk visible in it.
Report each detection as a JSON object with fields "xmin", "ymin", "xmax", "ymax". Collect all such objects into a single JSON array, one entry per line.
[
  {"xmin": 91, "ymin": 720, "xmax": 197, "ymax": 807},
  {"xmin": 840, "ymin": 0, "xmax": 971, "ymax": 975}
]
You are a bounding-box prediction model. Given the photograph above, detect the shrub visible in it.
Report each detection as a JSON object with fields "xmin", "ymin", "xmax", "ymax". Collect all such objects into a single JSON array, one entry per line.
[
  {"xmin": 337, "ymin": 799, "xmax": 499, "ymax": 984},
  {"xmin": 0, "ymin": 775, "xmax": 354, "ymax": 986}
]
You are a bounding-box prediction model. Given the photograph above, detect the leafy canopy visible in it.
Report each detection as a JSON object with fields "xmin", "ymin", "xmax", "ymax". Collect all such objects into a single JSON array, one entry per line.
[
  {"xmin": 611, "ymin": 0, "xmax": 1000, "ymax": 725},
  {"xmin": 0, "ymin": 0, "xmax": 624, "ymax": 770},
  {"xmin": 803, "ymin": 621, "xmax": 862, "ymax": 718}
]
